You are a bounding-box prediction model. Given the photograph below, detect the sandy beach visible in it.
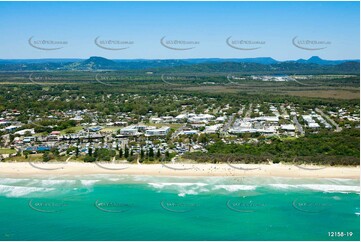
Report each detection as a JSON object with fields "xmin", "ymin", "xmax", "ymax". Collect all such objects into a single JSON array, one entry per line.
[{"xmin": 0, "ymin": 162, "xmax": 359, "ymax": 179}]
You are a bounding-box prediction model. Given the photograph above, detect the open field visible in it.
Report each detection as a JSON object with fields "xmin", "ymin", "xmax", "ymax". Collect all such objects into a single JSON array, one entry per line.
[{"xmin": 286, "ymin": 89, "xmax": 360, "ymax": 99}]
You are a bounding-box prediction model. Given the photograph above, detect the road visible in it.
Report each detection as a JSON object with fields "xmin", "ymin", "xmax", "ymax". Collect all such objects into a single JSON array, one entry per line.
[
  {"xmin": 315, "ymin": 108, "xmax": 342, "ymax": 132},
  {"xmin": 244, "ymin": 103, "xmax": 253, "ymax": 118},
  {"xmin": 221, "ymin": 113, "xmax": 236, "ymax": 136},
  {"xmin": 292, "ymin": 116, "xmax": 304, "ymax": 136},
  {"xmin": 172, "ymin": 125, "xmax": 186, "ymax": 139}
]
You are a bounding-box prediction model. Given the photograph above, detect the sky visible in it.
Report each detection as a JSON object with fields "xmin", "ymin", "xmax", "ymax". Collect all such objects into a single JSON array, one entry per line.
[{"xmin": 0, "ymin": 1, "xmax": 359, "ymax": 60}]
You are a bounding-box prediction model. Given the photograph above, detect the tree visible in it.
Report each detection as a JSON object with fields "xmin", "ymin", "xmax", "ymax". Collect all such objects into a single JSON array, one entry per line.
[
  {"xmin": 140, "ymin": 147, "xmax": 144, "ymax": 159},
  {"xmin": 88, "ymin": 148, "xmax": 93, "ymax": 157},
  {"xmin": 84, "ymin": 155, "xmax": 96, "ymax": 163},
  {"xmin": 75, "ymin": 147, "xmax": 79, "ymax": 157},
  {"xmin": 165, "ymin": 150, "xmax": 170, "ymax": 160},
  {"xmin": 149, "ymin": 148, "xmax": 154, "ymax": 158},
  {"xmin": 42, "ymin": 152, "xmax": 51, "ymax": 162},
  {"xmin": 124, "ymin": 146, "xmax": 129, "ymax": 158},
  {"xmin": 156, "ymin": 149, "xmax": 161, "ymax": 159},
  {"xmin": 119, "ymin": 148, "xmax": 123, "ymax": 158}
]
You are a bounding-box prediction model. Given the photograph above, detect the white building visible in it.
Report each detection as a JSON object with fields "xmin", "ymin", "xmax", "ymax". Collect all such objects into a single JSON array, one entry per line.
[
  {"xmin": 252, "ymin": 116, "xmax": 279, "ymax": 123},
  {"xmin": 15, "ymin": 128, "xmax": 35, "ymax": 136},
  {"xmin": 280, "ymin": 124, "xmax": 296, "ymax": 131},
  {"xmin": 145, "ymin": 127, "xmax": 170, "ymax": 136},
  {"xmin": 119, "ymin": 126, "xmax": 140, "ymax": 136},
  {"xmin": 205, "ymin": 124, "xmax": 223, "ymax": 134}
]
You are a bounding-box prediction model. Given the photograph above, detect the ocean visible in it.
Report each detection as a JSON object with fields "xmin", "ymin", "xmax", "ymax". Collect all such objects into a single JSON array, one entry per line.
[{"xmin": 0, "ymin": 175, "xmax": 359, "ymax": 241}]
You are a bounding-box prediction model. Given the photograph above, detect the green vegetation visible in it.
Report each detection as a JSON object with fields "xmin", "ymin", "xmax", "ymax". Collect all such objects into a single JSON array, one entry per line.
[
  {"xmin": 0, "ymin": 148, "xmax": 16, "ymax": 154},
  {"xmin": 185, "ymin": 129, "xmax": 359, "ymax": 166}
]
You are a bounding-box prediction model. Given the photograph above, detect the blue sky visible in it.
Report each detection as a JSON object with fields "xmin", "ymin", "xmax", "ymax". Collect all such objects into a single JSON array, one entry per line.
[{"xmin": 0, "ymin": 1, "xmax": 359, "ymax": 60}]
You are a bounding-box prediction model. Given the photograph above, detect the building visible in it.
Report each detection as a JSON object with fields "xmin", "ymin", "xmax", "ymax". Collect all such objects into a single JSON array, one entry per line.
[
  {"xmin": 23, "ymin": 136, "xmax": 36, "ymax": 143},
  {"xmin": 181, "ymin": 130, "xmax": 199, "ymax": 135},
  {"xmin": 280, "ymin": 124, "xmax": 296, "ymax": 131},
  {"xmin": 145, "ymin": 127, "xmax": 170, "ymax": 136},
  {"xmin": 205, "ymin": 124, "xmax": 222, "ymax": 134},
  {"xmin": 252, "ymin": 116, "xmax": 279, "ymax": 123},
  {"xmin": 119, "ymin": 126, "xmax": 139, "ymax": 136},
  {"xmin": 15, "ymin": 129, "xmax": 35, "ymax": 136}
]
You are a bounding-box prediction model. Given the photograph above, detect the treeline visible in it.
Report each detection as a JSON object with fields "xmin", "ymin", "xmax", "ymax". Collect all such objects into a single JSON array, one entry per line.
[
  {"xmin": 83, "ymin": 146, "xmax": 173, "ymax": 163},
  {"xmin": 183, "ymin": 153, "xmax": 359, "ymax": 166},
  {"xmin": 0, "ymin": 80, "xmax": 359, "ymax": 117},
  {"xmin": 187, "ymin": 129, "xmax": 360, "ymax": 166}
]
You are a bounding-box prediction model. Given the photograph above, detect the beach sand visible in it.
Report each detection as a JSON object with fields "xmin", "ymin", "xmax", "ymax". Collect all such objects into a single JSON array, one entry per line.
[{"xmin": 0, "ymin": 162, "xmax": 359, "ymax": 179}]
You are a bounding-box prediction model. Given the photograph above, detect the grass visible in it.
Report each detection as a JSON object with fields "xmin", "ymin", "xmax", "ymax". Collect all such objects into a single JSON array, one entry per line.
[
  {"xmin": 286, "ymin": 89, "xmax": 360, "ymax": 100},
  {"xmin": 5, "ymin": 154, "xmax": 84, "ymax": 162},
  {"xmin": 60, "ymin": 126, "xmax": 84, "ymax": 135},
  {"xmin": 0, "ymin": 148, "xmax": 16, "ymax": 154},
  {"xmin": 101, "ymin": 126, "xmax": 121, "ymax": 132},
  {"xmin": 148, "ymin": 123, "xmax": 183, "ymax": 130}
]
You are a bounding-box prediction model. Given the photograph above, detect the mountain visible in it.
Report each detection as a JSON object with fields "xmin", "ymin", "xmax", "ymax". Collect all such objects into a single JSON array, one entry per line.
[
  {"xmin": 64, "ymin": 56, "xmax": 120, "ymax": 70},
  {"xmin": 0, "ymin": 56, "xmax": 359, "ymax": 74},
  {"xmin": 169, "ymin": 57, "xmax": 279, "ymax": 65},
  {"xmin": 0, "ymin": 59, "xmax": 82, "ymax": 64},
  {"xmin": 150, "ymin": 61, "xmax": 360, "ymax": 75},
  {"xmin": 294, "ymin": 56, "xmax": 359, "ymax": 65}
]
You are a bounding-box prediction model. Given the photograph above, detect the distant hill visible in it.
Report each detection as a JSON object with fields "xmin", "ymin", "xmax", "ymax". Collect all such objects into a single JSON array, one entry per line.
[
  {"xmin": 293, "ymin": 56, "xmax": 360, "ymax": 65},
  {"xmin": 0, "ymin": 58, "xmax": 82, "ymax": 64},
  {"xmin": 64, "ymin": 56, "xmax": 120, "ymax": 70},
  {"xmin": 150, "ymin": 61, "xmax": 360, "ymax": 75},
  {"xmin": 0, "ymin": 56, "xmax": 359, "ymax": 74}
]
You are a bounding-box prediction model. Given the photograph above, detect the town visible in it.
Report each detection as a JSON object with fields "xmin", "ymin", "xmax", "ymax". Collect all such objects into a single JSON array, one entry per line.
[{"xmin": 0, "ymin": 92, "xmax": 359, "ymax": 163}]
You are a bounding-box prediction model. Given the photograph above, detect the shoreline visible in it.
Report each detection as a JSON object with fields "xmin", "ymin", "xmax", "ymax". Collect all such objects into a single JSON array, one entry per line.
[{"xmin": 0, "ymin": 162, "xmax": 359, "ymax": 179}]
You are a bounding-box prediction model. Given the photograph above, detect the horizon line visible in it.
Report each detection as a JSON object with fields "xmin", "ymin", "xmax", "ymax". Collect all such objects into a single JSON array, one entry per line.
[{"xmin": 0, "ymin": 56, "xmax": 360, "ymax": 61}]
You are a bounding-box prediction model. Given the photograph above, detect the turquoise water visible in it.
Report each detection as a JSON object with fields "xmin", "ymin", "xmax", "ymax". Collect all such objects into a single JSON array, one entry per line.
[{"xmin": 0, "ymin": 175, "xmax": 359, "ymax": 241}]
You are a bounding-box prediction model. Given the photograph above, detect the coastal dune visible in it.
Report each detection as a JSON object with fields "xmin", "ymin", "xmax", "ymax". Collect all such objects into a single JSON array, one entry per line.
[{"xmin": 0, "ymin": 162, "xmax": 359, "ymax": 179}]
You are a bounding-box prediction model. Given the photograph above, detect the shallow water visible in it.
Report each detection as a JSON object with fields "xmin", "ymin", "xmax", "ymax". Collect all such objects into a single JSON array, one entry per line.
[{"xmin": 0, "ymin": 175, "xmax": 359, "ymax": 240}]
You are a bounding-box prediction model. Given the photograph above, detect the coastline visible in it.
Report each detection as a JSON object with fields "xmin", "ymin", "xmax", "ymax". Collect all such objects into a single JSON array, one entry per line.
[{"xmin": 0, "ymin": 162, "xmax": 359, "ymax": 179}]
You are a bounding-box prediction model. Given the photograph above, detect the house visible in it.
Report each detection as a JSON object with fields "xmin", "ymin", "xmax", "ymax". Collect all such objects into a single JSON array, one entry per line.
[
  {"xmin": 162, "ymin": 116, "xmax": 176, "ymax": 122},
  {"xmin": 70, "ymin": 116, "xmax": 83, "ymax": 121},
  {"xmin": 5, "ymin": 125, "xmax": 21, "ymax": 132},
  {"xmin": 302, "ymin": 115, "xmax": 320, "ymax": 129},
  {"xmin": 150, "ymin": 117, "xmax": 163, "ymax": 123},
  {"xmin": 252, "ymin": 116, "xmax": 279, "ymax": 123},
  {"xmin": 88, "ymin": 127, "xmax": 102, "ymax": 132},
  {"xmin": 47, "ymin": 135, "xmax": 60, "ymax": 142},
  {"xmin": 175, "ymin": 114, "xmax": 188, "ymax": 121},
  {"xmin": 308, "ymin": 123, "xmax": 320, "ymax": 129},
  {"xmin": 205, "ymin": 124, "xmax": 222, "ymax": 134},
  {"xmin": 181, "ymin": 130, "xmax": 199, "ymax": 135},
  {"xmin": 15, "ymin": 129, "xmax": 35, "ymax": 136},
  {"xmin": 280, "ymin": 124, "xmax": 296, "ymax": 131},
  {"xmin": 23, "ymin": 136, "xmax": 36, "ymax": 143},
  {"xmin": 215, "ymin": 116, "xmax": 226, "ymax": 122},
  {"xmin": 50, "ymin": 131, "xmax": 61, "ymax": 135},
  {"xmin": 188, "ymin": 114, "xmax": 215, "ymax": 123}
]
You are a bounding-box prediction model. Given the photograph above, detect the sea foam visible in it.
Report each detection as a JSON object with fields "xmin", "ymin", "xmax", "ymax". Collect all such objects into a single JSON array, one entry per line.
[
  {"xmin": 213, "ymin": 185, "xmax": 257, "ymax": 192},
  {"xmin": 0, "ymin": 184, "xmax": 54, "ymax": 197}
]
